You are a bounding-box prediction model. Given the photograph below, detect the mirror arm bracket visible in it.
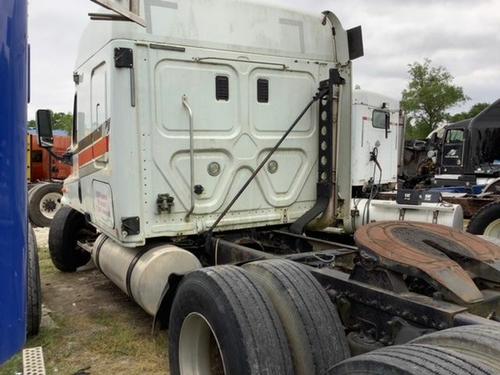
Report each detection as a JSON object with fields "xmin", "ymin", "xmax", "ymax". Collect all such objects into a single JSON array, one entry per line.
[{"xmin": 44, "ymin": 148, "xmax": 74, "ymax": 166}]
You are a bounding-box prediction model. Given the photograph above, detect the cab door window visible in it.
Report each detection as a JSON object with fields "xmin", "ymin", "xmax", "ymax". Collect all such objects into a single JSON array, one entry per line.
[
  {"xmin": 91, "ymin": 62, "xmax": 108, "ymax": 129},
  {"xmin": 372, "ymin": 110, "xmax": 389, "ymax": 129},
  {"xmin": 445, "ymin": 129, "xmax": 464, "ymax": 143},
  {"xmin": 442, "ymin": 128, "xmax": 464, "ymax": 167}
]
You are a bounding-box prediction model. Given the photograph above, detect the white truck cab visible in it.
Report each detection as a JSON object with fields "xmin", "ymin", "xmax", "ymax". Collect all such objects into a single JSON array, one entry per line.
[
  {"xmin": 347, "ymin": 89, "xmax": 462, "ymax": 230},
  {"xmin": 59, "ymin": 7, "xmax": 461, "ymax": 246},
  {"xmin": 60, "ymin": 0, "xmax": 355, "ymax": 247},
  {"xmin": 351, "ymin": 89, "xmax": 402, "ymax": 190}
]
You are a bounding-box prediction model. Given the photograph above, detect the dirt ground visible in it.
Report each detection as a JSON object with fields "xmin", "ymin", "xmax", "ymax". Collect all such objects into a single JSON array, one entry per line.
[{"xmin": 0, "ymin": 228, "xmax": 169, "ymax": 375}]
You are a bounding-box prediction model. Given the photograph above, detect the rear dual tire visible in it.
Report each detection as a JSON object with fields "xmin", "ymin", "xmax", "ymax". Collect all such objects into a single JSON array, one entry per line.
[
  {"xmin": 169, "ymin": 260, "xmax": 350, "ymax": 375},
  {"xmin": 330, "ymin": 325, "xmax": 500, "ymax": 375},
  {"xmin": 411, "ymin": 324, "xmax": 500, "ymax": 372},
  {"xmin": 168, "ymin": 266, "xmax": 293, "ymax": 375},
  {"xmin": 330, "ymin": 343, "xmax": 497, "ymax": 375},
  {"xmin": 243, "ymin": 259, "xmax": 350, "ymax": 375}
]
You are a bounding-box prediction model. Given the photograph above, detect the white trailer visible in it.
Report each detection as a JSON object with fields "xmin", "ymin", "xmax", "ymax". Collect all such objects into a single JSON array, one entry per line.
[{"xmin": 36, "ymin": 1, "xmax": 500, "ymax": 374}]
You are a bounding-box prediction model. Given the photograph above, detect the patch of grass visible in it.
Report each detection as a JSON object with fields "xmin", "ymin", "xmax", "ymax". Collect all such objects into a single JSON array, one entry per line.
[
  {"xmin": 84, "ymin": 310, "xmax": 168, "ymax": 359},
  {"xmin": 0, "ymin": 353, "xmax": 22, "ymax": 374},
  {"xmin": 1, "ymin": 304, "xmax": 169, "ymax": 375},
  {"xmin": 37, "ymin": 246, "xmax": 56, "ymax": 276},
  {"xmin": 0, "ymin": 322, "xmax": 63, "ymax": 375},
  {"xmin": 1, "ymin": 244, "xmax": 169, "ymax": 375}
]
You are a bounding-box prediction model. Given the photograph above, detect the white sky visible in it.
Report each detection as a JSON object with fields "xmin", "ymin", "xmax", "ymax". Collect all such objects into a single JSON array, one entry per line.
[{"xmin": 27, "ymin": 0, "xmax": 500, "ymax": 119}]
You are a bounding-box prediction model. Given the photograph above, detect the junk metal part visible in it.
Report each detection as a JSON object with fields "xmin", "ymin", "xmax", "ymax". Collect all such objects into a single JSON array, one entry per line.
[{"xmin": 355, "ymin": 221, "xmax": 500, "ymax": 304}]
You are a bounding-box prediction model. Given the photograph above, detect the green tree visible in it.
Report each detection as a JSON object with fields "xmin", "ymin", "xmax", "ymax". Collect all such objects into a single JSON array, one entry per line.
[
  {"xmin": 27, "ymin": 112, "xmax": 73, "ymax": 134},
  {"xmin": 448, "ymin": 102, "xmax": 489, "ymax": 123},
  {"xmin": 52, "ymin": 112, "xmax": 73, "ymax": 133},
  {"xmin": 401, "ymin": 59, "xmax": 468, "ymax": 140}
]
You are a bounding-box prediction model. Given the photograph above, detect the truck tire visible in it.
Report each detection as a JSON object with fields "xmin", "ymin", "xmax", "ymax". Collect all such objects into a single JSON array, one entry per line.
[
  {"xmin": 482, "ymin": 178, "xmax": 500, "ymax": 194},
  {"xmin": 411, "ymin": 324, "xmax": 500, "ymax": 371},
  {"xmin": 27, "ymin": 224, "xmax": 42, "ymax": 336},
  {"xmin": 168, "ymin": 266, "xmax": 293, "ymax": 375},
  {"xmin": 48, "ymin": 206, "xmax": 92, "ymax": 272},
  {"xmin": 28, "ymin": 183, "xmax": 38, "ymax": 196},
  {"xmin": 243, "ymin": 259, "xmax": 350, "ymax": 374},
  {"xmin": 29, "ymin": 182, "xmax": 63, "ymax": 228},
  {"xmin": 329, "ymin": 343, "xmax": 496, "ymax": 374},
  {"xmin": 468, "ymin": 201, "xmax": 500, "ymax": 238}
]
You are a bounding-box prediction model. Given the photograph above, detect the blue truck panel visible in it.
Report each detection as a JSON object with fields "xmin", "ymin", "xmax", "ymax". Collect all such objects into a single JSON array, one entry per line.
[{"xmin": 0, "ymin": 0, "xmax": 28, "ymax": 364}]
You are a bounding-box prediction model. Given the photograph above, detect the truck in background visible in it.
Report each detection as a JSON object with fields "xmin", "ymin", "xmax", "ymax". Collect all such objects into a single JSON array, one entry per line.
[
  {"xmin": 398, "ymin": 100, "xmax": 500, "ymax": 238},
  {"xmin": 27, "ymin": 130, "xmax": 72, "ymax": 227},
  {"xmin": 350, "ymin": 89, "xmax": 462, "ymax": 230},
  {"xmin": 432, "ymin": 99, "xmax": 500, "ymax": 238},
  {"xmin": 434, "ymin": 99, "xmax": 500, "ymax": 188},
  {"xmin": 351, "ymin": 89, "xmax": 401, "ymax": 193}
]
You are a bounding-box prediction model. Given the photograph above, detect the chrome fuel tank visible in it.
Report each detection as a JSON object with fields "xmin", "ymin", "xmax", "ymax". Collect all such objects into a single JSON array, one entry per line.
[{"xmin": 93, "ymin": 235, "xmax": 201, "ymax": 316}]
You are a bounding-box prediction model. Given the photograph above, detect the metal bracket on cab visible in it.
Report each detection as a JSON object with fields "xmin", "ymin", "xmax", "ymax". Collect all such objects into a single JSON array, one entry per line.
[
  {"xmin": 157, "ymin": 194, "xmax": 175, "ymax": 214},
  {"xmin": 290, "ymin": 68, "xmax": 345, "ymax": 234},
  {"xmin": 114, "ymin": 48, "xmax": 136, "ymax": 107},
  {"xmin": 121, "ymin": 216, "xmax": 140, "ymax": 236}
]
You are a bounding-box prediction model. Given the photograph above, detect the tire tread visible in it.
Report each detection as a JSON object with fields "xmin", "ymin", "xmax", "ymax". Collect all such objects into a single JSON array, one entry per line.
[
  {"xmin": 244, "ymin": 259, "xmax": 349, "ymax": 374},
  {"xmin": 48, "ymin": 206, "xmax": 91, "ymax": 272},
  {"xmin": 330, "ymin": 343, "xmax": 496, "ymax": 374},
  {"xmin": 468, "ymin": 201, "xmax": 500, "ymax": 235},
  {"xmin": 169, "ymin": 265, "xmax": 293, "ymax": 375}
]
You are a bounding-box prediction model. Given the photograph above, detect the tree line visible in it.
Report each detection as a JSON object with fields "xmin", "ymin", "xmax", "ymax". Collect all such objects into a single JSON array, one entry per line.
[
  {"xmin": 28, "ymin": 112, "xmax": 72, "ymax": 134},
  {"xmin": 401, "ymin": 58, "xmax": 489, "ymax": 140}
]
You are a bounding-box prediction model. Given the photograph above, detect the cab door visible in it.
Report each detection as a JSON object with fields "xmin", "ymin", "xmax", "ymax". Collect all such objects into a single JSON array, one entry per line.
[
  {"xmin": 369, "ymin": 108, "xmax": 395, "ymax": 184},
  {"xmin": 440, "ymin": 128, "xmax": 465, "ymax": 174}
]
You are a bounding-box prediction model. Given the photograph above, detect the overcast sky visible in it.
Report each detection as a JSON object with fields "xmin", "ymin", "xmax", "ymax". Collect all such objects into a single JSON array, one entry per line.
[{"xmin": 27, "ymin": 0, "xmax": 500, "ymax": 119}]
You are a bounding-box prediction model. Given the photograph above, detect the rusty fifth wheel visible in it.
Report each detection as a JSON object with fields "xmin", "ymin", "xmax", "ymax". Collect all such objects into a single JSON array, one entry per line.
[{"xmin": 354, "ymin": 221, "xmax": 500, "ymax": 304}]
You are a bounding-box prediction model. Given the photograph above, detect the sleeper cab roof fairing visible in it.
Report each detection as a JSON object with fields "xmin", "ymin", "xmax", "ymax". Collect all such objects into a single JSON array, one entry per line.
[{"xmin": 77, "ymin": 0, "xmax": 351, "ymax": 68}]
